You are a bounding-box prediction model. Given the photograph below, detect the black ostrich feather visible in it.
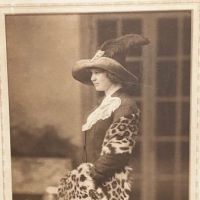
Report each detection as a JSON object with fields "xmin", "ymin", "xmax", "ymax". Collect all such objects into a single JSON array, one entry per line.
[{"xmin": 100, "ymin": 34, "xmax": 150, "ymax": 58}]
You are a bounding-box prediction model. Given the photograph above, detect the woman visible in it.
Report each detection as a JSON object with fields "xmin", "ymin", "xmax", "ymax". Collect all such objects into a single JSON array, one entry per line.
[{"xmin": 58, "ymin": 34, "xmax": 149, "ymax": 200}]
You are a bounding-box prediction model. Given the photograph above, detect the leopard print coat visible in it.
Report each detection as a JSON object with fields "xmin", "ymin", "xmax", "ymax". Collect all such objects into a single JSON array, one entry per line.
[{"xmin": 57, "ymin": 89, "xmax": 140, "ymax": 200}]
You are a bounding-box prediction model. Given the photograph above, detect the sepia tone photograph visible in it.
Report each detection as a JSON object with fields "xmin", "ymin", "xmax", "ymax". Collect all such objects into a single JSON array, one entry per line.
[{"xmin": 0, "ymin": 2, "xmax": 199, "ymax": 200}]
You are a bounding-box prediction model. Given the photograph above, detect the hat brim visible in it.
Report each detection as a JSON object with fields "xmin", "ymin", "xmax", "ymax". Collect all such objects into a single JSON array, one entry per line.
[{"xmin": 72, "ymin": 57, "xmax": 138, "ymax": 85}]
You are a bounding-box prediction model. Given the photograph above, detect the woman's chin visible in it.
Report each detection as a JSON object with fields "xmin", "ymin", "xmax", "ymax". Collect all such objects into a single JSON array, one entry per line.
[
  {"xmin": 95, "ymin": 88, "xmax": 102, "ymax": 91},
  {"xmin": 94, "ymin": 87, "xmax": 104, "ymax": 92}
]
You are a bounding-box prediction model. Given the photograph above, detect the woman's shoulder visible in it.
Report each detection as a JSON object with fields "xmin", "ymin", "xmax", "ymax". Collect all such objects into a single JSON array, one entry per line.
[
  {"xmin": 112, "ymin": 92, "xmax": 139, "ymax": 122},
  {"xmin": 113, "ymin": 89, "xmax": 138, "ymax": 109},
  {"xmin": 121, "ymin": 93, "xmax": 137, "ymax": 107}
]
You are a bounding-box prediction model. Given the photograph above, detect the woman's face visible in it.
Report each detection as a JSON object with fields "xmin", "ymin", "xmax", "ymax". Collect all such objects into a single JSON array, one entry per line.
[{"xmin": 90, "ymin": 68, "xmax": 113, "ymax": 92}]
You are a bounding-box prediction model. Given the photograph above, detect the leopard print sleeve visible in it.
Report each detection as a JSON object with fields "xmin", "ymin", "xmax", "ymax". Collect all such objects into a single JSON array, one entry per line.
[
  {"xmin": 91, "ymin": 108, "xmax": 140, "ymax": 184},
  {"xmin": 101, "ymin": 109, "xmax": 140, "ymax": 156}
]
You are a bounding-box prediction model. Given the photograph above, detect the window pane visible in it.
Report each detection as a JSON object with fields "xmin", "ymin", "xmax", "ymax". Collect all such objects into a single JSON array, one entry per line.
[
  {"xmin": 156, "ymin": 180, "xmax": 174, "ymax": 200},
  {"xmin": 181, "ymin": 142, "xmax": 189, "ymax": 174},
  {"xmin": 183, "ymin": 17, "xmax": 191, "ymax": 55},
  {"xmin": 157, "ymin": 18, "xmax": 178, "ymax": 56},
  {"xmin": 181, "ymin": 102, "xmax": 190, "ymax": 136},
  {"xmin": 122, "ymin": 19, "xmax": 142, "ymax": 56},
  {"xmin": 97, "ymin": 20, "xmax": 117, "ymax": 46},
  {"xmin": 126, "ymin": 61, "xmax": 143, "ymax": 96},
  {"xmin": 182, "ymin": 60, "xmax": 191, "ymax": 96},
  {"xmin": 156, "ymin": 102, "xmax": 176, "ymax": 135},
  {"xmin": 156, "ymin": 142, "xmax": 175, "ymax": 174},
  {"xmin": 122, "ymin": 19, "xmax": 142, "ymax": 34},
  {"xmin": 156, "ymin": 61, "xmax": 177, "ymax": 96}
]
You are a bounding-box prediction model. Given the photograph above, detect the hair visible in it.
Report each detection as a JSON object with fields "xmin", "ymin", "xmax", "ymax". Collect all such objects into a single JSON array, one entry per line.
[
  {"xmin": 105, "ymin": 71, "xmax": 138, "ymax": 96},
  {"xmin": 89, "ymin": 67, "xmax": 138, "ymax": 96}
]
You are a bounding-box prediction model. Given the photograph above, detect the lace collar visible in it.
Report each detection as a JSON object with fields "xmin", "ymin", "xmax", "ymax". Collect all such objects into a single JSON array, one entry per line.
[{"xmin": 82, "ymin": 94, "xmax": 121, "ymax": 132}]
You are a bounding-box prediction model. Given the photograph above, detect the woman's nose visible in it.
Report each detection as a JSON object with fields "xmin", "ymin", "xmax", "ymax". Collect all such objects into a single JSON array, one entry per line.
[{"xmin": 91, "ymin": 73, "xmax": 96, "ymax": 81}]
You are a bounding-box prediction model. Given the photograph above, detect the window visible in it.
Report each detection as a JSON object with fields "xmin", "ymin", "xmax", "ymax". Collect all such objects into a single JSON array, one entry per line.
[{"xmin": 81, "ymin": 11, "xmax": 191, "ymax": 200}]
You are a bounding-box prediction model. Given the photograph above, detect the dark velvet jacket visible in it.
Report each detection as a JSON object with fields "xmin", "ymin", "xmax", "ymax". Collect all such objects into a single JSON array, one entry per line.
[
  {"xmin": 82, "ymin": 88, "xmax": 139, "ymax": 186},
  {"xmin": 57, "ymin": 88, "xmax": 140, "ymax": 200}
]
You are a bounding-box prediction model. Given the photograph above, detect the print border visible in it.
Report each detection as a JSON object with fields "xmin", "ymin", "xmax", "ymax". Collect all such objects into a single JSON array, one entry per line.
[{"xmin": 0, "ymin": 1, "xmax": 199, "ymax": 200}]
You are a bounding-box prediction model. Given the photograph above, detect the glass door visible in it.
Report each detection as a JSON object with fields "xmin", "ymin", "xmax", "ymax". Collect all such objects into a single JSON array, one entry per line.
[{"xmin": 81, "ymin": 11, "xmax": 191, "ymax": 200}]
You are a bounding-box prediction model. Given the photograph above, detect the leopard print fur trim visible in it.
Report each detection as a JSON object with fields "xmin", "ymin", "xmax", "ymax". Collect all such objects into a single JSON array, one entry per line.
[
  {"xmin": 101, "ymin": 166, "xmax": 132, "ymax": 200},
  {"xmin": 57, "ymin": 163, "xmax": 132, "ymax": 200},
  {"xmin": 58, "ymin": 163, "xmax": 107, "ymax": 200},
  {"xmin": 101, "ymin": 111, "xmax": 140, "ymax": 156}
]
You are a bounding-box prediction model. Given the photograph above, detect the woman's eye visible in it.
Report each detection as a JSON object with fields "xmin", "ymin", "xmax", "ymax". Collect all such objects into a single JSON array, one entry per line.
[
  {"xmin": 91, "ymin": 69, "xmax": 104, "ymax": 74},
  {"xmin": 92, "ymin": 71, "xmax": 100, "ymax": 74}
]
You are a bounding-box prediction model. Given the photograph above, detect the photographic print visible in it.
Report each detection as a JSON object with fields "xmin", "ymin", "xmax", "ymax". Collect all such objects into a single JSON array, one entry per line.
[{"xmin": 0, "ymin": 1, "xmax": 199, "ymax": 200}]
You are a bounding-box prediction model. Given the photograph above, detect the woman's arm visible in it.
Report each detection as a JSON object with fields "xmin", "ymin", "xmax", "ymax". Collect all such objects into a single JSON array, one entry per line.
[{"xmin": 91, "ymin": 107, "xmax": 140, "ymax": 185}]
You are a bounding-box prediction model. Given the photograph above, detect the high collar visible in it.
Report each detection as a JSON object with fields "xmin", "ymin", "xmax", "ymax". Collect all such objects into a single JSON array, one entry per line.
[
  {"xmin": 110, "ymin": 87, "xmax": 125, "ymax": 98},
  {"xmin": 96, "ymin": 88, "xmax": 125, "ymax": 106},
  {"xmin": 105, "ymin": 85, "xmax": 122, "ymax": 97}
]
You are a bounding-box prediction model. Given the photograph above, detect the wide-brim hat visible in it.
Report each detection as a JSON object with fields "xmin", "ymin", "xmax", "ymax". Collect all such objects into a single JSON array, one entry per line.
[{"xmin": 72, "ymin": 34, "xmax": 150, "ymax": 85}]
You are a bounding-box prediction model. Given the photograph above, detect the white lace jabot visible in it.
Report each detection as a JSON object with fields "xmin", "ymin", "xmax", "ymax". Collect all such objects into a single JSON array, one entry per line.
[{"xmin": 82, "ymin": 95, "xmax": 121, "ymax": 132}]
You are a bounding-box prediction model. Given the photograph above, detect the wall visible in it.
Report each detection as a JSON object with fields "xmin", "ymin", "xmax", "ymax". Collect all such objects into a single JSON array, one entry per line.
[{"xmin": 6, "ymin": 14, "xmax": 82, "ymax": 146}]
